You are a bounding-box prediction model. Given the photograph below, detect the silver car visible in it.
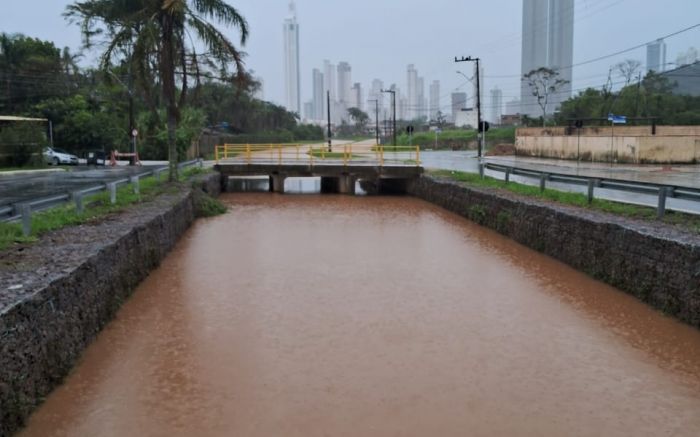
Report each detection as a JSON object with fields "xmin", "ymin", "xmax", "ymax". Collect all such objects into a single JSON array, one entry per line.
[{"xmin": 44, "ymin": 147, "xmax": 79, "ymax": 166}]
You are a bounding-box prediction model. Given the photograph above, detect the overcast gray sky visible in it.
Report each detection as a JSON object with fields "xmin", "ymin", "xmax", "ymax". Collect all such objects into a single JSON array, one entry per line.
[{"xmin": 2, "ymin": 0, "xmax": 699, "ymax": 111}]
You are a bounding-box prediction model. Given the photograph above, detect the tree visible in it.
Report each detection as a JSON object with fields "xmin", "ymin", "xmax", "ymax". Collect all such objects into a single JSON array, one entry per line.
[
  {"xmin": 347, "ymin": 107, "xmax": 369, "ymax": 132},
  {"xmin": 66, "ymin": 0, "xmax": 249, "ymax": 181},
  {"xmin": 0, "ymin": 33, "xmax": 65, "ymax": 113},
  {"xmin": 615, "ymin": 59, "xmax": 642, "ymax": 86},
  {"xmin": 523, "ymin": 67, "xmax": 569, "ymax": 127}
]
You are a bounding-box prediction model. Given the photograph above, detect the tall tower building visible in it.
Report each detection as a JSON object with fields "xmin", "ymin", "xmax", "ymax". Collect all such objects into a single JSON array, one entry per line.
[
  {"xmin": 416, "ymin": 77, "xmax": 425, "ymax": 119},
  {"xmin": 407, "ymin": 65, "xmax": 418, "ymax": 119},
  {"xmin": 647, "ymin": 39, "xmax": 667, "ymax": 72},
  {"xmin": 369, "ymin": 79, "xmax": 384, "ymax": 112},
  {"xmin": 312, "ymin": 68, "xmax": 324, "ymax": 121},
  {"xmin": 490, "ymin": 87, "xmax": 503, "ymax": 124},
  {"xmin": 283, "ymin": 1, "xmax": 301, "ymax": 114},
  {"xmin": 351, "ymin": 83, "xmax": 363, "ymax": 110},
  {"xmin": 323, "ymin": 60, "xmax": 336, "ymax": 113},
  {"xmin": 429, "ymin": 80, "xmax": 440, "ymax": 120},
  {"xmin": 520, "ymin": 0, "xmax": 574, "ymax": 117},
  {"xmin": 337, "ymin": 62, "xmax": 352, "ymax": 104}
]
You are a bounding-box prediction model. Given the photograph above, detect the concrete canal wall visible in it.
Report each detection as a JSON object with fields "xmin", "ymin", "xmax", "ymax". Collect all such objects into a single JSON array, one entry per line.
[
  {"xmin": 516, "ymin": 126, "xmax": 700, "ymax": 163},
  {"xmin": 0, "ymin": 173, "xmax": 221, "ymax": 437},
  {"xmin": 408, "ymin": 175, "xmax": 700, "ymax": 329}
]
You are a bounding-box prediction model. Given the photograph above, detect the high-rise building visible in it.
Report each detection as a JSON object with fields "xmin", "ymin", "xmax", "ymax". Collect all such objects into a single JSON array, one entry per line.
[
  {"xmin": 451, "ymin": 92, "xmax": 467, "ymax": 123},
  {"xmin": 647, "ymin": 38, "xmax": 667, "ymax": 72},
  {"xmin": 369, "ymin": 79, "xmax": 384, "ymax": 112},
  {"xmin": 520, "ymin": 0, "xmax": 574, "ymax": 117},
  {"xmin": 429, "ymin": 80, "xmax": 440, "ymax": 120},
  {"xmin": 303, "ymin": 102, "xmax": 313, "ymax": 121},
  {"xmin": 407, "ymin": 65, "xmax": 418, "ymax": 119},
  {"xmin": 351, "ymin": 83, "xmax": 363, "ymax": 110},
  {"xmin": 490, "ymin": 87, "xmax": 503, "ymax": 124},
  {"xmin": 416, "ymin": 77, "xmax": 425, "ymax": 119},
  {"xmin": 337, "ymin": 62, "xmax": 352, "ymax": 105},
  {"xmin": 323, "ymin": 60, "xmax": 336, "ymax": 114},
  {"xmin": 312, "ymin": 68, "xmax": 324, "ymax": 121},
  {"xmin": 283, "ymin": 1, "xmax": 301, "ymax": 114}
]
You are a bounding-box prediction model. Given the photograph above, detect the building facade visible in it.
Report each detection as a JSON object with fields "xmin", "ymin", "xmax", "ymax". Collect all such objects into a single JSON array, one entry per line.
[
  {"xmin": 451, "ymin": 92, "xmax": 468, "ymax": 123},
  {"xmin": 647, "ymin": 38, "xmax": 667, "ymax": 73},
  {"xmin": 490, "ymin": 87, "xmax": 503, "ymax": 124},
  {"xmin": 283, "ymin": 1, "xmax": 301, "ymax": 115},
  {"xmin": 520, "ymin": 0, "xmax": 574, "ymax": 117},
  {"xmin": 429, "ymin": 80, "xmax": 440, "ymax": 120}
]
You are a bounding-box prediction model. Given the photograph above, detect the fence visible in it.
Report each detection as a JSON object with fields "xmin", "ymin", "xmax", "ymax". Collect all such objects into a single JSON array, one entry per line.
[
  {"xmin": 481, "ymin": 162, "xmax": 700, "ymax": 218},
  {"xmin": 0, "ymin": 159, "xmax": 203, "ymax": 235},
  {"xmin": 214, "ymin": 143, "xmax": 421, "ymax": 167}
]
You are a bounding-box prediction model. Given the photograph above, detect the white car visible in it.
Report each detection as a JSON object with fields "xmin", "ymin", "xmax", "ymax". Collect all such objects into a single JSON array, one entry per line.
[{"xmin": 44, "ymin": 147, "xmax": 79, "ymax": 166}]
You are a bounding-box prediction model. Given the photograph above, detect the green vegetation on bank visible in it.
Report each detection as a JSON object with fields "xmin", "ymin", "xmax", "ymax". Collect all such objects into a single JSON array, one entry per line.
[
  {"xmin": 396, "ymin": 127, "xmax": 516, "ymax": 150},
  {"xmin": 0, "ymin": 167, "xmax": 224, "ymax": 251},
  {"xmin": 430, "ymin": 169, "xmax": 700, "ymax": 232}
]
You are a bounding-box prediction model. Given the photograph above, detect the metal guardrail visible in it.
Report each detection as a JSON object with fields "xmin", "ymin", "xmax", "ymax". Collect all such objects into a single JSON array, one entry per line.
[
  {"xmin": 482, "ymin": 162, "xmax": 700, "ymax": 218},
  {"xmin": 0, "ymin": 159, "xmax": 203, "ymax": 228},
  {"xmin": 214, "ymin": 143, "xmax": 422, "ymax": 167}
]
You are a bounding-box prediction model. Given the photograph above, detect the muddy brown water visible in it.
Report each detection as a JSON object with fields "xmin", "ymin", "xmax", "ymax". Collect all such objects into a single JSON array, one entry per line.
[{"xmin": 18, "ymin": 193, "xmax": 700, "ymax": 437}]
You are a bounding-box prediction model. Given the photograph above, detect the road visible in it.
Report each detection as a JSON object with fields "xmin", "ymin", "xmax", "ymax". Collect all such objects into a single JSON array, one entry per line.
[
  {"xmin": 415, "ymin": 150, "xmax": 700, "ymax": 214},
  {"xmin": 0, "ymin": 164, "xmax": 165, "ymax": 208}
]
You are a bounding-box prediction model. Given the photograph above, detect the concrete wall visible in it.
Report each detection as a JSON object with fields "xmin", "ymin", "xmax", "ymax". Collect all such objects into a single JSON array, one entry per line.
[
  {"xmin": 407, "ymin": 175, "xmax": 700, "ymax": 329},
  {"xmin": 516, "ymin": 126, "xmax": 700, "ymax": 163},
  {"xmin": 0, "ymin": 174, "xmax": 221, "ymax": 437}
]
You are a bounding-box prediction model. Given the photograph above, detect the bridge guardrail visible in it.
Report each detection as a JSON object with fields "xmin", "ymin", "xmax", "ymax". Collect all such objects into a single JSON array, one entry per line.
[
  {"xmin": 482, "ymin": 162, "xmax": 700, "ymax": 218},
  {"xmin": 214, "ymin": 143, "xmax": 422, "ymax": 168},
  {"xmin": 0, "ymin": 159, "xmax": 203, "ymax": 233}
]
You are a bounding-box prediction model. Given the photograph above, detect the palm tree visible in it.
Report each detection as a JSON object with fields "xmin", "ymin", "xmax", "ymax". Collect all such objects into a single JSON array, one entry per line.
[{"xmin": 65, "ymin": 0, "xmax": 248, "ymax": 180}]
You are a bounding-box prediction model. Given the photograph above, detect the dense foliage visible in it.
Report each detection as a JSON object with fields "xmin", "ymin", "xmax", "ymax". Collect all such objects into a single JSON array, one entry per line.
[{"xmin": 0, "ymin": 30, "xmax": 320, "ymax": 167}]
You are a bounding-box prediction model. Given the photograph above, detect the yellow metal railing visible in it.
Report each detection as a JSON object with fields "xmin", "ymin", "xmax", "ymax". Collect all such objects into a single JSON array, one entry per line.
[{"xmin": 214, "ymin": 143, "xmax": 421, "ymax": 167}]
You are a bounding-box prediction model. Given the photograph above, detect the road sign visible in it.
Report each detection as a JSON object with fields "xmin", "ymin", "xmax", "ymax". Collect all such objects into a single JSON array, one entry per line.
[
  {"xmin": 132, "ymin": 129, "xmax": 139, "ymax": 138},
  {"xmin": 607, "ymin": 114, "xmax": 627, "ymax": 124},
  {"xmin": 407, "ymin": 125, "xmax": 414, "ymax": 134},
  {"xmin": 479, "ymin": 121, "xmax": 490, "ymax": 133}
]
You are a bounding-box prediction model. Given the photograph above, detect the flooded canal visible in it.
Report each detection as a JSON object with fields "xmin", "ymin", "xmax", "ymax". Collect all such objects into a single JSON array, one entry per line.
[{"xmin": 19, "ymin": 193, "xmax": 700, "ymax": 436}]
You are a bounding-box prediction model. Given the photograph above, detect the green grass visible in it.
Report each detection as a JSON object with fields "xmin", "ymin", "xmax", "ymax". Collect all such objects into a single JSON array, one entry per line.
[
  {"xmin": 0, "ymin": 165, "xmax": 219, "ymax": 251},
  {"xmin": 430, "ymin": 169, "xmax": 700, "ymax": 232}
]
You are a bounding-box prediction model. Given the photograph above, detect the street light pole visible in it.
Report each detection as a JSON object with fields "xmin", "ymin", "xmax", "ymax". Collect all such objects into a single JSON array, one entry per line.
[
  {"xmin": 455, "ymin": 56, "xmax": 483, "ymax": 158},
  {"xmin": 327, "ymin": 90, "xmax": 332, "ymax": 152},
  {"xmin": 381, "ymin": 89, "xmax": 397, "ymax": 147}
]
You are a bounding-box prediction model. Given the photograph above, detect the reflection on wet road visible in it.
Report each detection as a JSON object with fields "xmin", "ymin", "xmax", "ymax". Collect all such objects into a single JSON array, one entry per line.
[{"xmin": 19, "ymin": 193, "xmax": 700, "ymax": 436}]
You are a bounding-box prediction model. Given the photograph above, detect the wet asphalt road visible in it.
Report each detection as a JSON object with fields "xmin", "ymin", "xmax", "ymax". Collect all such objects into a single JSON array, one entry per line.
[{"xmin": 0, "ymin": 165, "xmax": 165, "ymax": 208}]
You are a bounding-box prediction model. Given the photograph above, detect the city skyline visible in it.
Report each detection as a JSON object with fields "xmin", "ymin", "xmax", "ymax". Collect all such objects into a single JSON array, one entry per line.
[{"xmin": 4, "ymin": 0, "xmax": 699, "ymax": 119}]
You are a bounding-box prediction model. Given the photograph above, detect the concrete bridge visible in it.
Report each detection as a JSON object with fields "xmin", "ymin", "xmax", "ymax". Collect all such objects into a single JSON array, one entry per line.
[{"xmin": 214, "ymin": 142, "xmax": 424, "ymax": 194}]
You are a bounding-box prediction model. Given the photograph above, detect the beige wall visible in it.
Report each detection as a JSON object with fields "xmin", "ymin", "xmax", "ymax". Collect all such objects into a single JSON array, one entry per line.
[{"xmin": 515, "ymin": 126, "xmax": 700, "ymax": 163}]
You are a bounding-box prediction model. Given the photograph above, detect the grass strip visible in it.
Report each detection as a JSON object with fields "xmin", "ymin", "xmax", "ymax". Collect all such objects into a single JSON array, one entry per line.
[{"xmin": 429, "ymin": 169, "xmax": 700, "ymax": 233}]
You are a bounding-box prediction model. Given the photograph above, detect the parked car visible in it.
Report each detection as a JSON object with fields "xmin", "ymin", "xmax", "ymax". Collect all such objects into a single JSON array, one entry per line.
[{"xmin": 44, "ymin": 147, "xmax": 79, "ymax": 166}]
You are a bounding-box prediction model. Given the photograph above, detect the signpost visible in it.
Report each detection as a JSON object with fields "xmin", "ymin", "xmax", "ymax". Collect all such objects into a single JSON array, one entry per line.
[
  {"xmin": 607, "ymin": 113, "xmax": 627, "ymax": 164},
  {"xmin": 407, "ymin": 125, "xmax": 414, "ymax": 148}
]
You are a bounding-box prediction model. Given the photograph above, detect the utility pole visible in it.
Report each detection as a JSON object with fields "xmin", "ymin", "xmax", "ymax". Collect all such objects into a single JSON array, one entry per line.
[
  {"xmin": 368, "ymin": 99, "xmax": 379, "ymax": 145},
  {"xmin": 108, "ymin": 69, "xmax": 136, "ymax": 165},
  {"xmin": 381, "ymin": 89, "xmax": 397, "ymax": 147},
  {"xmin": 455, "ymin": 56, "xmax": 482, "ymax": 158},
  {"xmin": 327, "ymin": 90, "xmax": 332, "ymax": 152}
]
